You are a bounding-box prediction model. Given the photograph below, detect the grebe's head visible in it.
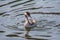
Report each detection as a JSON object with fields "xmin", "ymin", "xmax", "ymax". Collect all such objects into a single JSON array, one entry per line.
[{"xmin": 24, "ymin": 12, "xmax": 31, "ymax": 18}]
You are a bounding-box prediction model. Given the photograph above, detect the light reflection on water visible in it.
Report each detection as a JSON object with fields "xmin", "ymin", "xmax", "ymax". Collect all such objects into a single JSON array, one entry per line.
[{"xmin": 0, "ymin": 0, "xmax": 60, "ymax": 40}]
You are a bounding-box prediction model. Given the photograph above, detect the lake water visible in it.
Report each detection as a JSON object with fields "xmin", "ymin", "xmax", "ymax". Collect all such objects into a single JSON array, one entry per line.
[{"xmin": 0, "ymin": 0, "xmax": 60, "ymax": 40}]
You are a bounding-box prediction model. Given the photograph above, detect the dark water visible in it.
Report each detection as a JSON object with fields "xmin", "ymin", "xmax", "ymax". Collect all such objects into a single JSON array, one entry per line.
[{"xmin": 0, "ymin": 0, "xmax": 60, "ymax": 40}]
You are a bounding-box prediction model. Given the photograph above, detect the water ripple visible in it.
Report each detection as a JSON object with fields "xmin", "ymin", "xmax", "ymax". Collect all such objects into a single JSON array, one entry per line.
[
  {"xmin": 11, "ymin": 0, "xmax": 34, "ymax": 7},
  {"xmin": 0, "ymin": 0, "xmax": 22, "ymax": 7}
]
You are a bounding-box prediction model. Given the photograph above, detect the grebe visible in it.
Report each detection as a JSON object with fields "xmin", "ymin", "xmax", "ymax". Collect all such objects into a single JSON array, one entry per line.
[{"xmin": 24, "ymin": 12, "xmax": 36, "ymax": 36}]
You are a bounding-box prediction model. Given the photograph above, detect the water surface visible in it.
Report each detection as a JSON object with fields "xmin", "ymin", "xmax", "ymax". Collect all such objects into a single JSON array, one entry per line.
[{"xmin": 0, "ymin": 0, "xmax": 60, "ymax": 40}]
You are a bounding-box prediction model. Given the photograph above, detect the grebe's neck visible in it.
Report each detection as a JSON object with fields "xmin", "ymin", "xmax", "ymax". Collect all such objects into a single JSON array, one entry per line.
[
  {"xmin": 25, "ymin": 16, "xmax": 32, "ymax": 24},
  {"xmin": 25, "ymin": 16, "xmax": 29, "ymax": 22}
]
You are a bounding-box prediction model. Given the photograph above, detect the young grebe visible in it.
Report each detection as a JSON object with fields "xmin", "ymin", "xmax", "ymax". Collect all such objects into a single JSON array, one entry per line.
[{"xmin": 24, "ymin": 12, "xmax": 36, "ymax": 36}]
